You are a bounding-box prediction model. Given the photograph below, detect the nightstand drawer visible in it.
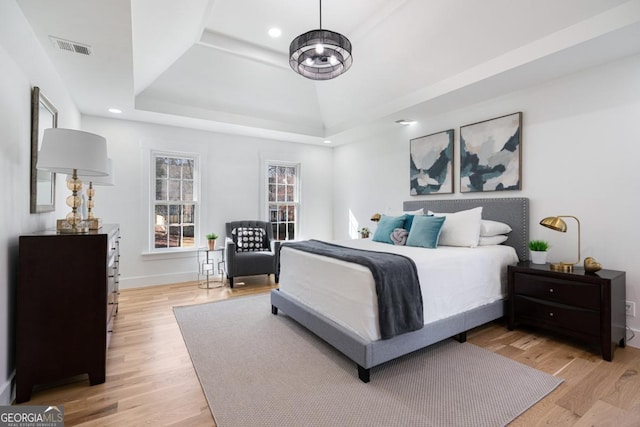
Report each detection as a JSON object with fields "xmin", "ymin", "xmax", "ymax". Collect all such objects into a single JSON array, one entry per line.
[
  {"xmin": 513, "ymin": 273, "xmax": 600, "ymax": 310},
  {"xmin": 514, "ymin": 296, "xmax": 600, "ymax": 337}
]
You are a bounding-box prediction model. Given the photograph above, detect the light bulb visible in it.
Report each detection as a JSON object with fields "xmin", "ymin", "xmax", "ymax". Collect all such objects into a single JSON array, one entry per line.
[
  {"xmin": 305, "ymin": 57, "xmax": 314, "ymax": 66},
  {"xmin": 329, "ymin": 55, "xmax": 338, "ymax": 65},
  {"xmin": 268, "ymin": 27, "xmax": 281, "ymax": 38},
  {"xmin": 315, "ymin": 44, "xmax": 324, "ymax": 54}
]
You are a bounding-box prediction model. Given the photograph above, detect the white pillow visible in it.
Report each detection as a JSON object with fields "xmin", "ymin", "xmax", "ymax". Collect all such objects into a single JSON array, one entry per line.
[
  {"xmin": 478, "ymin": 235, "xmax": 509, "ymax": 246},
  {"xmin": 480, "ymin": 220, "xmax": 512, "ymax": 237},
  {"xmin": 429, "ymin": 207, "xmax": 483, "ymax": 247},
  {"xmin": 386, "ymin": 207, "xmax": 424, "ymax": 216}
]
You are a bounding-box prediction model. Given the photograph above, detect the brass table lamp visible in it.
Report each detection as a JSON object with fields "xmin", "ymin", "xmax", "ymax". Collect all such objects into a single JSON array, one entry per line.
[{"xmin": 539, "ymin": 215, "xmax": 580, "ymax": 272}]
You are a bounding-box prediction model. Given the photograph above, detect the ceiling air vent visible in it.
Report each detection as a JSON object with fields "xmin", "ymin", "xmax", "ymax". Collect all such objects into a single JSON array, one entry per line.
[{"xmin": 49, "ymin": 36, "xmax": 92, "ymax": 55}]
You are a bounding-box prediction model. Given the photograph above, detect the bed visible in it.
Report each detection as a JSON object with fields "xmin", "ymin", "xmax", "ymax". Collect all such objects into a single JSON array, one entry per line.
[{"xmin": 270, "ymin": 197, "xmax": 529, "ymax": 382}]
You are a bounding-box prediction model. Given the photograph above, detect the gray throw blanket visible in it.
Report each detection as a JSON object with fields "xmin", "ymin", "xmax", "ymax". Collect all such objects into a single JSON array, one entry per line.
[{"xmin": 280, "ymin": 240, "xmax": 423, "ymax": 339}]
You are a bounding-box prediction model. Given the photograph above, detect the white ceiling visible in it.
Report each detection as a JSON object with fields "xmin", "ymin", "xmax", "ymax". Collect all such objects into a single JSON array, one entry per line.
[{"xmin": 16, "ymin": 0, "xmax": 640, "ymax": 145}]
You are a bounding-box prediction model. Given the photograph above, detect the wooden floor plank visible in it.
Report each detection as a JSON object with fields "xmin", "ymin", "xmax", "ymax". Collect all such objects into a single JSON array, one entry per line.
[
  {"xmin": 14, "ymin": 277, "xmax": 640, "ymax": 426},
  {"xmin": 574, "ymin": 400, "xmax": 640, "ymax": 427},
  {"xmin": 555, "ymin": 349, "xmax": 638, "ymax": 416}
]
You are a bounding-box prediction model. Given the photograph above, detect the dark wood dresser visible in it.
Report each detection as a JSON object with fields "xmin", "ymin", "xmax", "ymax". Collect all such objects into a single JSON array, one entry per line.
[
  {"xmin": 507, "ymin": 261, "xmax": 625, "ymax": 361},
  {"xmin": 16, "ymin": 224, "xmax": 120, "ymax": 403}
]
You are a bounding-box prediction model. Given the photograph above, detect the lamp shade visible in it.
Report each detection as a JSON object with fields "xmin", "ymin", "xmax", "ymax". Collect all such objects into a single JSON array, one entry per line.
[
  {"xmin": 289, "ymin": 0, "xmax": 352, "ymax": 80},
  {"xmin": 289, "ymin": 29, "xmax": 353, "ymax": 80},
  {"xmin": 76, "ymin": 158, "xmax": 114, "ymax": 186},
  {"xmin": 37, "ymin": 128, "xmax": 108, "ymax": 176},
  {"xmin": 539, "ymin": 216, "xmax": 567, "ymax": 232}
]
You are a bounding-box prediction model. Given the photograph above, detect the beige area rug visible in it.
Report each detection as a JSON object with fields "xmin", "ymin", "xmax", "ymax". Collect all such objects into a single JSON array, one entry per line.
[{"xmin": 174, "ymin": 294, "xmax": 562, "ymax": 427}]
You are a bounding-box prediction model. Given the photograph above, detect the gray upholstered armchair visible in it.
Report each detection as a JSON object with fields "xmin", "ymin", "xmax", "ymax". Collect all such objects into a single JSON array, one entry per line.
[{"xmin": 225, "ymin": 220, "xmax": 281, "ymax": 288}]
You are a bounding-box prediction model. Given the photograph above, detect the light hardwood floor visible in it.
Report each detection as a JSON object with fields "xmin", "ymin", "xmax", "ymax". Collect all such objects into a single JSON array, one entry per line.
[{"xmin": 16, "ymin": 278, "xmax": 640, "ymax": 426}]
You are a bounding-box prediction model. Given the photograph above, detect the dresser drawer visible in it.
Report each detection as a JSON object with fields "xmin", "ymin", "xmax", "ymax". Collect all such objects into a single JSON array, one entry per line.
[
  {"xmin": 514, "ymin": 296, "xmax": 600, "ymax": 337},
  {"xmin": 513, "ymin": 273, "xmax": 601, "ymax": 310}
]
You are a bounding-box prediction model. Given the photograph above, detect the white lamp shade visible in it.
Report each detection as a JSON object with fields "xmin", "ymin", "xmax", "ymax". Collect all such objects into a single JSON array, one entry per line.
[
  {"xmin": 75, "ymin": 158, "xmax": 114, "ymax": 186},
  {"xmin": 37, "ymin": 128, "xmax": 109, "ymax": 176}
]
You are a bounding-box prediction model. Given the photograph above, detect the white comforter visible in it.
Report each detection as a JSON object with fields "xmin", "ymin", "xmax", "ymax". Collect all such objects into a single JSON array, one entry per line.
[{"xmin": 278, "ymin": 239, "xmax": 519, "ymax": 341}]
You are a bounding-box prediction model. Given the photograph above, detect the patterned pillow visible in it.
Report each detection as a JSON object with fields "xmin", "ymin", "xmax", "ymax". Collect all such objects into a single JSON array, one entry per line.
[
  {"xmin": 390, "ymin": 228, "xmax": 409, "ymax": 246},
  {"xmin": 232, "ymin": 227, "xmax": 269, "ymax": 252}
]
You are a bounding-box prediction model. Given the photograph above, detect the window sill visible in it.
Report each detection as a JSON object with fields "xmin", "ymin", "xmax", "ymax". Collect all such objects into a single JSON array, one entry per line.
[{"xmin": 141, "ymin": 248, "xmax": 202, "ymax": 260}]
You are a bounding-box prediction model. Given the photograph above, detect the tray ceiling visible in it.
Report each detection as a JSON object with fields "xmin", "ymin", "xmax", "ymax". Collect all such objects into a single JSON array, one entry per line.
[{"xmin": 17, "ymin": 0, "xmax": 640, "ymax": 145}]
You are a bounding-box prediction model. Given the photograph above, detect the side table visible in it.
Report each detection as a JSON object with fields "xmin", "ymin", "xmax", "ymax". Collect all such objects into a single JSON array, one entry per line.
[
  {"xmin": 507, "ymin": 261, "xmax": 626, "ymax": 361},
  {"xmin": 197, "ymin": 247, "xmax": 226, "ymax": 289}
]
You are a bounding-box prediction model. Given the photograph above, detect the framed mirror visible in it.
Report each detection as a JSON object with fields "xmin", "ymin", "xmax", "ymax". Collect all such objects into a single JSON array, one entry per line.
[{"xmin": 30, "ymin": 86, "xmax": 58, "ymax": 213}]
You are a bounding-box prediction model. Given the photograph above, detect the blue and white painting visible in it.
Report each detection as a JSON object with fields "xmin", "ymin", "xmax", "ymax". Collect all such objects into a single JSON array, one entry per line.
[
  {"xmin": 460, "ymin": 112, "xmax": 522, "ymax": 193},
  {"xmin": 410, "ymin": 129, "xmax": 454, "ymax": 195}
]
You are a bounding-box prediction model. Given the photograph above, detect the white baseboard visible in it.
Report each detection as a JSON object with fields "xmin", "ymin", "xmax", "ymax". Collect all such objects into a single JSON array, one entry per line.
[
  {"xmin": 119, "ymin": 271, "xmax": 198, "ymax": 289},
  {"xmin": 1, "ymin": 371, "xmax": 15, "ymax": 405}
]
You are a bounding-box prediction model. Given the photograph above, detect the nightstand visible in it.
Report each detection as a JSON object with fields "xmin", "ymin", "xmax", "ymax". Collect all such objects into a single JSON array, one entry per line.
[{"xmin": 507, "ymin": 261, "xmax": 626, "ymax": 361}]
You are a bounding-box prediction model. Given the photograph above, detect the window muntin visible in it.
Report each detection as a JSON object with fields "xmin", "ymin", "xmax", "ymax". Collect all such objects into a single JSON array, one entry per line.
[
  {"xmin": 267, "ymin": 164, "xmax": 299, "ymax": 240},
  {"xmin": 153, "ymin": 154, "xmax": 198, "ymax": 250}
]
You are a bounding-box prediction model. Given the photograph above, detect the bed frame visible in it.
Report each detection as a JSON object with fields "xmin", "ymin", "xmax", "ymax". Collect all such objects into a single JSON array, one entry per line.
[{"xmin": 271, "ymin": 197, "xmax": 529, "ymax": 382}]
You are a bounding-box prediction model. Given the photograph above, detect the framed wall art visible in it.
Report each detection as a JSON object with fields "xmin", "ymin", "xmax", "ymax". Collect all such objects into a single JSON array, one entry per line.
[
  {"xmin": 459, "ymin": 112, "xmax": 522, "ymax": 193},
  {"xmin": 410, "ymin": 129, "xmax": 454, "ymax": 195},
  {"xmin": 30, "ymin": 86, "xmax": 58, "ymax": 213}
]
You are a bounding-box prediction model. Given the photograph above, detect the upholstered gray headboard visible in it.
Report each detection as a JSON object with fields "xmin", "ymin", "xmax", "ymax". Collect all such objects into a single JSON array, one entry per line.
[{"xmin": 403, "ymin": 198, "xmax": 529, "ymax": 261}]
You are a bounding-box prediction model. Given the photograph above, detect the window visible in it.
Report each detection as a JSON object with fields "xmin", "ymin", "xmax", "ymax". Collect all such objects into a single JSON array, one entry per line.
[
  {"xmin": 152, "ymin": 153, "xmax": 198, "ymax": 250},
  {"xmin": 267, "ymin": 163, "xmax": 299, "ymax": 240}
]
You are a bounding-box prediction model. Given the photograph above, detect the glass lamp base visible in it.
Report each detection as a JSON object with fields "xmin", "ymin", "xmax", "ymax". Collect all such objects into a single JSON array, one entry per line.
[
  {"xmin": 56, "ymin": 219, "xmax": 89, "ymax": 234},
  {"xmin": 84, "ymin": 218, "xmax": 102, "ymax": 230}
]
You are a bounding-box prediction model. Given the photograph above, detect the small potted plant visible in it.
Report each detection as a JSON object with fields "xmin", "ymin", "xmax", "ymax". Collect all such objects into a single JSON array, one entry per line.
[
  {"xmin": 206, "ymin": 233, "xmax": 219, "ymax": 250},
  {"xmin": 360, "ymin": 227, "xmax": 370, "ymax": 239},
  {"xmin": 528, "ymin": 240, "xmax": 549, "ymax": 264}
]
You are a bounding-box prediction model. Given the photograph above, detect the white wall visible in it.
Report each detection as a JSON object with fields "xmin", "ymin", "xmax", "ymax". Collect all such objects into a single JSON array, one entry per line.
[
  {"xmin": 80, "ymin": 116, "xmax": 334, "ymax": 288},
  {"xmin": 333, "ymin": 54, "xmax": 640, "ymax": 347},
  {"xmin": 0, "ymin": 1, "xmax": 81, "ymax": 405}
]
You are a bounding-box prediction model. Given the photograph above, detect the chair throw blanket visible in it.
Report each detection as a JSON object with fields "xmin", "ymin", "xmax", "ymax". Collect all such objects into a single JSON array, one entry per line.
[{"xmin": 280, "ymin": 240, "xmax": 423, "ymax": 339}]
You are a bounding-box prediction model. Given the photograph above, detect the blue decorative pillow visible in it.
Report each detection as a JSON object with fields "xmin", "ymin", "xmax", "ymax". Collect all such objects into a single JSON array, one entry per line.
[
  {"xmin": 372, "ymin": 215, "xmax": 407, "ymax": 244},
  {"xmin": 404, "ymin": 214, "xmax": 415, "ymax": 231},
  {"xmin": 406, "ymin": 215, "xmax": 446, "ymax": 248}
]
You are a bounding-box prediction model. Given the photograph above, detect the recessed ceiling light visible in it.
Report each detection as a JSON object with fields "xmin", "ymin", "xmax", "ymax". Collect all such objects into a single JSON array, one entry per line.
[
  {"xmin": 395, "ymin": 119, "xmax": 416, "ymax": 126},
  {"xmin": 323, "ymin": 140, "xmax": 332, "ymax": 144},
  {"xmin": 268, "ymin": 27, "xmax": 282, "ymax": 38},
  {"xmin": 108, "ymin": 108, "xmax": 122, "ymax": 114}
]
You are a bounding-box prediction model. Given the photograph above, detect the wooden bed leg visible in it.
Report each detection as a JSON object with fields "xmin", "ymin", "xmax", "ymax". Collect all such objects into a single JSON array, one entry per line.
[
  {"xmin": 271, "ymin": 305, "xmax": 278, "ymax": 315},
  {"xmin": 455, "ymin": 331, "xmax": 467, "ymax": 343},
  {"xmin": 357, "ymin": 365, "xmax": 370, "ymax": 383}
]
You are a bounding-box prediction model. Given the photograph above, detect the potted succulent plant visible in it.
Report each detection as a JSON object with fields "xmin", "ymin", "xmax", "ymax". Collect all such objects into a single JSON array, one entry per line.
[
  {"xmin": 360, "ymin": 227, "xmax": 370, "ymax": 239},
  {"xmin": 206, "ymin": 233, "xmax": 219, "ymax": 250},
  {"xmin": 528, "ymin": 240, "xmax": 549, "ymax": 264}
]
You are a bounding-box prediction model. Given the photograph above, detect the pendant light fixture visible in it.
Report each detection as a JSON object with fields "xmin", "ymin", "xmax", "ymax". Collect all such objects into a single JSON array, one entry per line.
[{"xmin": 289, "ymin": 0, "xmax": 353, "ymax": 80}]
